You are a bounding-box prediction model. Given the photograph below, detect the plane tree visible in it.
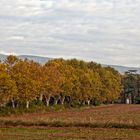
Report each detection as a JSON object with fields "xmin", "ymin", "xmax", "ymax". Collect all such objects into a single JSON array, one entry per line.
[{"xmin": 0, "ymin": 63, "xmax": 17, "ymax": 107}]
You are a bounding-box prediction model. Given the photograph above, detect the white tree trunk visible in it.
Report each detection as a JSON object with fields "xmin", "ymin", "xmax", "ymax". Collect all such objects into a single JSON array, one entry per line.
[
  {"xmin": 54, "ymin": 99, "xmax": 59, "ymax": 105},
  {"xmin": 16, "ymin": 103, "xmax": 19, "ymax": 108},
  {"xmin": 87, "ymin": 100, "xmax": 90, "ymax": 106},
  {"xmin": 78, "ymin": 100, "xmax": 81, "ymax": 105},
  {"xmin": 26, "ymin": 101, "xmax": 30, "ymax": 109},
  {"xmin": 82, "ymin": 100, "xmax": 86, "ymax": 106},
  {"xmin": 61, "ymin": 96, "xmax": 65, "ymax": 105},
  {"xmin": 39, "ymin": 94, "xmax": 43, "ymax": 102},
  {"xmin": 11, "ymin": 99, "xmax": 15, "ymax": 108},
  {"xmin": 46, "ymin": 96, "xmax": 50, "ymax": 107}
]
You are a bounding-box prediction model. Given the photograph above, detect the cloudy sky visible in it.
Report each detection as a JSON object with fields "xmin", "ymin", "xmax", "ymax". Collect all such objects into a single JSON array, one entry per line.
[{"xmin": 0, "ymin": 0, "xmax": 140, "ymax": 67}]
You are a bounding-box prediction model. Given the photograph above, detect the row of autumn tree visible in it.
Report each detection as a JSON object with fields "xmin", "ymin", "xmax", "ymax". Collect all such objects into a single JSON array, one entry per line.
[{"xmin": 0, "ymin": 55, "xmax": 122, "ymax": 109}]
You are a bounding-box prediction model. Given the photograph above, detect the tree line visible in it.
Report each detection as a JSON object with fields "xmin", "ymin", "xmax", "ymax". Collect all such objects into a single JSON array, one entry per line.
[
  {"xmin": 123, "ymin": 70, "xmax": 140, "ymax": 104},
  {"xmin": 0, "ymin": 55, "xmax": 122, "ymax": 109}
]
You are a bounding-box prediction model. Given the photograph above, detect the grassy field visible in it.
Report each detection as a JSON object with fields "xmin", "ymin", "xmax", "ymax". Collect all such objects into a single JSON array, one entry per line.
[{"xmin": 0, "ymin": 104, "xmax": 139, "ymax": 140}]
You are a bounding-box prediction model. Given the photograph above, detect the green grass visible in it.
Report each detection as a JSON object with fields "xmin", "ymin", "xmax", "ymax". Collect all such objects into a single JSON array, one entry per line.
[
  {"xmin": 0, "ymin": 127, "xmax": 139, "ymax": 140},
  {"xmin": 0, "ymin": 104, "xmax": 67, "ymax": 116},
  {"xmin": 0, "ymin": 127, "xmax": 78, "ymax": 140}
]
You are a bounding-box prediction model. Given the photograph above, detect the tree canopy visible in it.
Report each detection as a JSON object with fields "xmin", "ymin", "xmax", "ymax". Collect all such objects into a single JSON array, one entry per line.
[{"xmin": 0, "ymin": 56, "xmax": 122, "ymax": 108}]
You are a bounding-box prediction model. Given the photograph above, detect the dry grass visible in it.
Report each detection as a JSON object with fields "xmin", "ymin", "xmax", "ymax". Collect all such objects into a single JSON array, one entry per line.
[
  {"xmin": 0, "ymin": 104, "xmax": 139, "ymax": 128},
  {"xmin": 0, "ymin": 104, "xmax": 140, "ymax": 139}
]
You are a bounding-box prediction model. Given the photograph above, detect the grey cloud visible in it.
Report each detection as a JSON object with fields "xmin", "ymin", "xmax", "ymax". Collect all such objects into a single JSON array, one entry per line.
[{"xmin": 0, "ymin": 0, "xmax": 140, "ymax": 66}]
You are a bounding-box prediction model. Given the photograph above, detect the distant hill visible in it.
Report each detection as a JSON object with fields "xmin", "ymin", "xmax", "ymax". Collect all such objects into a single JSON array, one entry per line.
[
  {"xmin": 0, "ymin": 54, "xmax": 7, "ymax": 61},
  {"xmin": 18, "ymin": 55, "xmax": 51, "ymax": 64},
  {"xmin": 0, "ymin": 54, "xmax": 51, "ymax": 64},
  {"xmin": 0, "ymin": 54, "xmax": 140, "ymax": 74},
  {"xmin": 103, "ymin": 64, "xmax": 140, "ymax": 74}
]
